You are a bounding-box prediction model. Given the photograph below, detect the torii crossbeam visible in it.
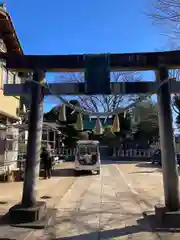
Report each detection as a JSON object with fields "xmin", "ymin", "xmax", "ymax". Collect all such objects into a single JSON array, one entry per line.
[{"xmin": 2, "ymin": 50, "xmax": 180, "ymax": 95}]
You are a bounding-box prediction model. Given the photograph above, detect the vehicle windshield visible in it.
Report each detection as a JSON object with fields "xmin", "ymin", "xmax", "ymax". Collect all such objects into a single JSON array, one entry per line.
[{"xmin": 78, "ymin": 145, "xmax": 98, "ymax": 155}]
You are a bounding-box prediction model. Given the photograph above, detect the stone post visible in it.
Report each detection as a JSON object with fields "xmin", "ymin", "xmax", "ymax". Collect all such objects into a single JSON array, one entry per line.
[
  {"xmin": 21, "ymin": 70, "xmax": 45, "ymax": 207},
  {"xmin": 156, "ymin": 65, "xmax": 180, "ymax": 211}
]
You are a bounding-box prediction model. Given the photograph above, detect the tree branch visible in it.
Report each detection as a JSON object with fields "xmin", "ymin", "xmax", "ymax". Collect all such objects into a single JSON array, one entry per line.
[{"xmin": 54, "ymin": 71, "xmax": 143, "ymax": 113}]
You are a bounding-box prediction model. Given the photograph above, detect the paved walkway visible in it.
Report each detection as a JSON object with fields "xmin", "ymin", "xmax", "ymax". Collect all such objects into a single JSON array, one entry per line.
[
  {"xmin": 0, "ymin": 164, "xmax": 76, "ymax": 239},
  {"xmin": 33, "ymin": 163, "xmax": 158, "ymax": 239},
  {"xmin": 116, "ymin": 161, "xmax": 180, "ymax": 239},
  {"xmin": 0, "ymin": 161, "xmax": 179, "ymax": 239},
  {"xmin": 116, "ymin": 161, "xmax": 165, "ymax": 210}
]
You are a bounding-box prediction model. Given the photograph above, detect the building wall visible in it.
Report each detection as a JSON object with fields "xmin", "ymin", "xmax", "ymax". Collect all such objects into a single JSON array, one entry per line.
[
  {"xmin": 0, "ymin": 38, "xmax": 21, "ymax": 119},
  {"xmin": 0, "ymin": 89, "xmax": 19, "ymax": 117},
  {"xmin": 0, "ymin": 15, "xmax": 24, "ymax": 173}
]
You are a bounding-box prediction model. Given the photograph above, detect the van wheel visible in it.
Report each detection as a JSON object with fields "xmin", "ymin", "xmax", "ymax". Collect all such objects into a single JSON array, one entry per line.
[{"xmin": 96, "ymin": 170, "xmax": 100, "ymax": 175}]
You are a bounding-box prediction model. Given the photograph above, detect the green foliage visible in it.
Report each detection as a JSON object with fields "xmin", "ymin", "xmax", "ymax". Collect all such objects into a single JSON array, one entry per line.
[
  {"xmin": 103, "ymin": 125, "xmax": 116, "ymax": 138},
  {"xmin": 133, "ymin": 99, "xmax": 159, "ymax": 141},
  {"xmin": 118, "ymin": 112, "xmax": 131, "ymax": 132},
  {"xmin": 102, "ymin": 126, "xmax": 116, "ymax": 145}
]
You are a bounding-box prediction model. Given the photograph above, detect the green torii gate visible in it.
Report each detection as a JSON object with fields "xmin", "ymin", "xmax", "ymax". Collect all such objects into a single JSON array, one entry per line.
[{"xmin": 1, "ymin": 51, "xmax": 180, "ymax": 223}]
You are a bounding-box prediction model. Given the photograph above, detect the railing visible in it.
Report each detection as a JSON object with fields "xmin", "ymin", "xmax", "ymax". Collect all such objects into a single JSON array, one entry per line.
[
  {"xmin": 1, "ymin": 65, "xmax": 22, "ymax": 85},
  {"xmin": 59, "ymin": 148, "xmax": 76, "ymax": 157},
  {"xmin": 0, "ymin": 146, "xmax": 158, "ymax": 175},
  {"xmin": 112, "ymin": 148, "xmax": 154, "ymax": 158},
  {"xmin": 58, "ymin": 147, "xmax": 154, "ymax": 159}
]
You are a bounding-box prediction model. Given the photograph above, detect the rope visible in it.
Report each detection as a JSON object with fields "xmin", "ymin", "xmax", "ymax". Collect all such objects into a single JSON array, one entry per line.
[
  {"xmin": 25, "ymin": 72, "xmax": 171, "ymax": 117},
  {"xmin": 26, "ymin": 79, "xmax": 154, "ymax": 117}
]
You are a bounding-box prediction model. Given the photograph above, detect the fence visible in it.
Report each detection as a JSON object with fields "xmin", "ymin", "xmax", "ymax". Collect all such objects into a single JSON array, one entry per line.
[
  {"xmin": 58, "ymin": 146, "xmax": 154, "ymax": 159},
  {"xmin": 112, "ymin": 148, "xmax": 154, "ymax": 158}
]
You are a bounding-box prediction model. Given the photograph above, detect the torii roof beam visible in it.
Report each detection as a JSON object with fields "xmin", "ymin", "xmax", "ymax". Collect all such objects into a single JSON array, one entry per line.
[{"xmin": 1, "ymin": 50, "xmax": 180, "ymax": 72}]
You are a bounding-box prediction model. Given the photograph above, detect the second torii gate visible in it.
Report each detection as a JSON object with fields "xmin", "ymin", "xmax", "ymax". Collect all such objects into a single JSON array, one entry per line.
[{"xmin": 1, "ymin": 50, "xmax": 180, "ymax": 223}]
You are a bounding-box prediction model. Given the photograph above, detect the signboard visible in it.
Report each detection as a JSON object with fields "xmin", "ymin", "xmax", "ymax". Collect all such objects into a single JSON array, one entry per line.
[{"xmin": 85, "ymin": 54, "xmax": 111, "ymax": 94}]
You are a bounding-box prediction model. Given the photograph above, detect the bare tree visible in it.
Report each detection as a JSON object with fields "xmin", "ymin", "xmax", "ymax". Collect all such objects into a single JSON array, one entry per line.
[
  {"xmin": 151, "ymin": 0, "xmax": 180, "ymax": 22},
  {"xmin": 55, "ymin": 71, "xmax": 142, "ymax": 113},
  {"xmin": 149, "ymin": 0, "xmax": 180, "ymax": 41},
  {"xmin": 148, "ymin": 1, "xmax": 180, "ymax": 119}
]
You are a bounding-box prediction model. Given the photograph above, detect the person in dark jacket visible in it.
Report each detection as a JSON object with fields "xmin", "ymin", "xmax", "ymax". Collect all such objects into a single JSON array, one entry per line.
[{"xmin": 40, "ymin": 147, "xmax": 52, "ymax": 179}]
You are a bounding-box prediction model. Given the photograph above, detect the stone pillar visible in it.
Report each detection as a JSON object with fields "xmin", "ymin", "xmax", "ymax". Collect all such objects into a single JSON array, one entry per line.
[
  {"xmin": 156, "ymin": 65, "xmax": 180, "ymax": 211},
  {"xmin": 21, "ymin": 71, "xmax": 45, "ymax": 207}
]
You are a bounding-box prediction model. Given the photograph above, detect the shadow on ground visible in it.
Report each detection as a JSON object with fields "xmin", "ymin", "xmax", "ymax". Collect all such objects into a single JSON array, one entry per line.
[
  {"xmin": 0, "ymin": 238, "xmax": 16, "ymax": 240},
  {"xmin": 144, "ymin": 212, "xmax": 180, "ymax": 233},
  {"xmin": 136, "ymin": 162, "xmax": 161, "ymax": 170},
  {"xmin": 51, "ymin": 169, "xmax": 93, "ymax": 177},
  {"xmin": 0, "ymin": 212, "xmax": 22, "ymax": 227},
  {"xmin": 101, "ymin": 160, "xmax": 142, "ymax": 165},
  {"xmin": 53, "ymin": 223, "xmax": 146, "ymax": 240},
  {"xmin": 136, "ymin": 162, "xmax": 180, "ymax": 175},
  {"xmin": 0, "ymin": 213, "xmax": 10, "ymax": 226},
  {"xmin": 0, "ymin": 209, "xmax": 179, "ymax": 239},
  {"xmin": 51, "ymin": 168, "xmax": 75, "ymax": 177},
  {"xmin": 50, "ymin": 212, "xmax": 180, "ymax": 240},
  {"xmin": 40, "ymin": 168, "xmax": 75, "ymax": 178}
]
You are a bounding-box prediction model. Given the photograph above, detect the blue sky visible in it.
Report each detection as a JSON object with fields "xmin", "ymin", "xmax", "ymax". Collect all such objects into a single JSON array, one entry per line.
[{"xmin": 6, "ymin": 0, "xmax": 169, "ymax": 112}]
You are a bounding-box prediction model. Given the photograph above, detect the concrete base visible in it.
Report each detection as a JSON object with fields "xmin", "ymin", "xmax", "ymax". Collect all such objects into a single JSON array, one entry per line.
[
  {"xmin": 11, "ymin": 208, "xmax": 56, "ymax": 229},
  {"xmin": 9, "ymin": 201, "xmax": 47, "ymax": 224},
  {"xmin": 155, "ymin": 204, "xmax": 180, "ymax": 228}
]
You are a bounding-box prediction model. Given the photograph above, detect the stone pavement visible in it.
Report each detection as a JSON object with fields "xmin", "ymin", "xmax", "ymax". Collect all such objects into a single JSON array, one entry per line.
[
  {"xmin": 0, "ymin": 164, "xmax": 76, "ymax": 239},
  {"xmin": 116, "ymin": 161, "xmax": 180, "ymax": 239},
  {"xmin": 116, "ymin": 161, "xmax": 165, "ymax": 209},
  {"xmin": 0, "ymin": 161, "xmax": 179, "ymax": 239},
  {"xmin": 32, "ymin": 163, "xmax": 159, "ymax": 239}
]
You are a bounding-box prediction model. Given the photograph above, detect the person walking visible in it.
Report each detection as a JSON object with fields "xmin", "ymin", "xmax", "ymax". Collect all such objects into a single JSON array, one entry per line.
[{"xmin": 40, "ymin": 147, "xmax": 52, "ymax": 179}]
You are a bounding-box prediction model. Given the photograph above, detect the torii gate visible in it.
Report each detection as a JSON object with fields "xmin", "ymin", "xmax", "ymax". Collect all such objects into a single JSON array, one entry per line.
[{"xmin": 1, "ymin": 51, "xmax": 180, "ymax": 223}]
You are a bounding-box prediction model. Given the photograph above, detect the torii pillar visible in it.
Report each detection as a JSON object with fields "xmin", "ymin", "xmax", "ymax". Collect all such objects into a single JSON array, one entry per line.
[
  {"xmin": 9, "ymin": 70, "xmax": 46, "ymax": 223},
  {"xmin": 156, "ymin": 65, "xmax": 180, "ymax": 216}
]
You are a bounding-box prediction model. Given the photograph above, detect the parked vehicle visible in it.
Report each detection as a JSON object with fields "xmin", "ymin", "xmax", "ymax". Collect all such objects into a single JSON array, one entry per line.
[
  {"xmin": 151, "ymin": 149, "xmax": 180, "ymax": 166},
  {"xmin": 74, "ymin": 140, "xmax": 100, "ymax": 175}
]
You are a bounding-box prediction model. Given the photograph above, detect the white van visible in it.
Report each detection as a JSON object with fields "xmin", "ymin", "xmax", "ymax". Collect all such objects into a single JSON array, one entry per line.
[{"xmin": 75, "ymin": 140, "xmax": 100, "ymax": 175}]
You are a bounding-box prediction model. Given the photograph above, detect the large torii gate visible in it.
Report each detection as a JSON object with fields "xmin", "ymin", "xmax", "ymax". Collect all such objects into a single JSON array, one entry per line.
[{"xmin": 1, "ymin": 51, "xmax": 180, "ymax": 223}]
